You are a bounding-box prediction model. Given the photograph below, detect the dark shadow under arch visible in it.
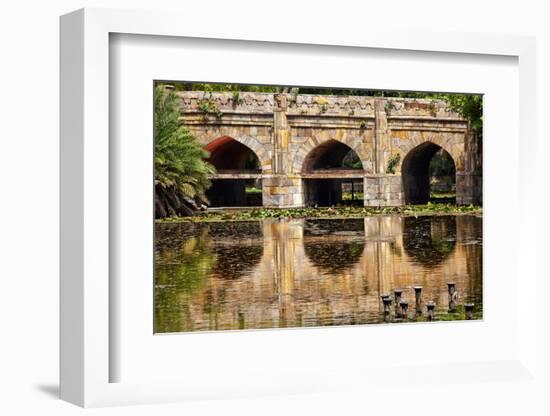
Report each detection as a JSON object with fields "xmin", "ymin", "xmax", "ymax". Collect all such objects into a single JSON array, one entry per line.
[
  {"xmin": 302, "ymin": 140, "xmax": 364, "ymax": 207},
  {"xmin": 205, "ymin": 136, "xmax": 261, "ymax": 172},
  {"xmin": 302, "ymin": 139, "xmax": 362, "ymax": 172},
  {"xmin": 402, "ymin": 141, "xmax": 456, "ymax": 204},
  {"xmin": 204, "ymin": 136, "xmax": 262, "ymax": 207}
]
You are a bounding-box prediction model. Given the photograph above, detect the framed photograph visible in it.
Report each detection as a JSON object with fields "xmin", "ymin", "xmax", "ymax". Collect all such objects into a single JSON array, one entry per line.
[
  {"xmin": 152, "ymin": 80, "xmax": 483, "ymax": 335},
  {"xmin": 60, "ymin": 8, "xmax": 538, "ymax": 408}
]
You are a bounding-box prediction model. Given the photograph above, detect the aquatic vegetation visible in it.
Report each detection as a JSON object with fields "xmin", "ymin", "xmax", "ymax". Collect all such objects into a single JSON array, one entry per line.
[{"xmin": 157, "ymin": 203, "xmax": 482, "ymax": 223}]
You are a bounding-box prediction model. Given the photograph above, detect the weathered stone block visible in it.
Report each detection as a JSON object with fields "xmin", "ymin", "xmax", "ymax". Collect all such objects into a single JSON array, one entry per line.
[{"xmin": 267, "ymin": 186, "xmax": 289, "ymax": 195}]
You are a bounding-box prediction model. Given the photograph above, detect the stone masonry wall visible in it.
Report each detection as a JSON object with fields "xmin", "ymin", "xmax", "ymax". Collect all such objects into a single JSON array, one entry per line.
[{"xmin": 174, "ymin": 90, "xmax": 482, "ymax": 207}]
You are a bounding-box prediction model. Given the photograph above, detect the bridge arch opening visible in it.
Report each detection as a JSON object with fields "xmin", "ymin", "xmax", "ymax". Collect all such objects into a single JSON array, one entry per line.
[
  {"xmin": 302, "ymin": 139, "xmax": 363, "ymax": 172},
  {"xmin": 204, "ymin": 136, "xmax": 262, "ymax": 207},
  {"xmin": 402, "ymin": 142, "xmax": 456, "ymax": 205},
  {"xmin": 302, "ymin": 139, "xmax": 364, "ymax": 207}
]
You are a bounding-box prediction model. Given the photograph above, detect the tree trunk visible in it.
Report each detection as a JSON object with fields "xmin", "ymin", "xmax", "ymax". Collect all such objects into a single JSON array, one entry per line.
[{"xmin": 155, "ymin": 184, "xmax": 196, "ymax": 218}]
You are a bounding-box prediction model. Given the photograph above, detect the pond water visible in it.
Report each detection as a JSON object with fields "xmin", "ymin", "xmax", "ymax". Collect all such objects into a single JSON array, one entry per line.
[{"xmin": 155, "ymin": 215, "xmax": 482, "ymax": 333}]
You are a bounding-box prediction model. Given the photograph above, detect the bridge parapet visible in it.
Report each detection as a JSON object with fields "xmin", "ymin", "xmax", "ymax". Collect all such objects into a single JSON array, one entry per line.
[
  {"xmin": 175, "ymin": 91, "xmax": 274, "ymax": 115},
  {"xmin": 175, "ymin": 91, "xmax": 461, "ymax": 119}
]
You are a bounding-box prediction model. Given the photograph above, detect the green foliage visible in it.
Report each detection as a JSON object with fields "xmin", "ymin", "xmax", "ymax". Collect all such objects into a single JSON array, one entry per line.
[
  {"xmin": 342, "ymin": 150, "xmax": 363, "ymax": 169},
  {"xmin": 430, "ymin": 192, "xmax": 456, "ymax": 200},
  {"xmin": 154, "ymin": 86, "xmax": 215, "ymax": 214},
  {"xmin": 197, "ymin": 99, "xmax": 223, "ymax": 118},
  {"xmin": 429, "ymin": 149, "xmax": 456, "ymax": 176},
  {"xmin": 359, "ymin": 120, "xmax": 367, "ymax": 129},
  {"xmin": 342, "ymin": 192, "xmax": 364, "ymax": 201},
  {"xmin": 165, "ymin": 82, "xmax": 279, "ymax": 94},
  {"xmin": 386, "ymin": 153, "xmax": 401, "ymax": 174},
  {"xmin": 444, "ymin": 94, "xmax": 483, "ymax": 133},
  {"xmin": 231, "ymin": 90, "xmax": 242, "ymax": 106}
]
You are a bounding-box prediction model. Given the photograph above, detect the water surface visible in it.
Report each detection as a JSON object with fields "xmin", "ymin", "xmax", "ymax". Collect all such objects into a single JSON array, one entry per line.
[{"xmin": 155, "ymin": 215, "xmax": 482, "ymax": 332}]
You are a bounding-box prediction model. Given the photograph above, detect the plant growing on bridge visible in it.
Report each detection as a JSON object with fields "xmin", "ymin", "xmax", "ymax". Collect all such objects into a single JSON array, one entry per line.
[
  {"xmin": 386, "ymin": 152, "xmax": 401, "ymax": 174},
  {"xmin": 155, "ymin": 86, "xmax": 215, "ymax": 218},
  {"xmin": 198, "ymin": 98, "xmax": 223, "ymax": 119},
  {"xmin": 231, "ymin": 90, "xmax": 243, "ymax": 106},
  {"xmin": 384, "ymin": 101, "xmax": 396, "ymax": 114}
]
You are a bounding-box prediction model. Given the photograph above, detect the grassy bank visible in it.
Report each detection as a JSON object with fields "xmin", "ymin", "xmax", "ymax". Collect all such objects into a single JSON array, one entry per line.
[{"xmin": 157, "ymin": 202, "xmax": 482, "ymax": 223}]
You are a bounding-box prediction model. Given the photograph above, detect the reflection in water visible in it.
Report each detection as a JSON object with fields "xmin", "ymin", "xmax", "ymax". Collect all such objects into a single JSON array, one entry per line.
[
  {"xmin": 304, "ymin": 240, "xmax": 365, "ymax": 275},
  {"xmin": 402, "ymin": 216, "xmax": 457, "ymax": 267},
  {"xmin": 155, "ymin": 215, "xmax": 482, "ymax": 333},
  {"xmin": 303, "ymin": 219, "xmax": 365, "ymax": 275},
  {"xmin": 211, "ymin": 244, "xmax": 264, "ymax": 280}
]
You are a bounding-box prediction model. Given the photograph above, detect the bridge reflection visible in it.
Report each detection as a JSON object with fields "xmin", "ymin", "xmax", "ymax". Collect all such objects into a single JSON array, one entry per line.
[{"xmin": 155, "ymin": 215, "xmax": 482, "ymax": 332}]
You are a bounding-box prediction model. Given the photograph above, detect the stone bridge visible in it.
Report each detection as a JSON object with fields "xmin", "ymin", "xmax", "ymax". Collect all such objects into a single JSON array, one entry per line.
[{"xmin": 173, "ymin": 89, "xmax": 482, "ymax": 207}]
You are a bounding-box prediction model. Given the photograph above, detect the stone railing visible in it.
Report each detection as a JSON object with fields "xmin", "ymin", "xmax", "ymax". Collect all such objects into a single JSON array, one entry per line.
[
  {"xmin": 173, "ymin": 90, "xmax": 461, "ymax": 119},
  {"xmin": 384, "ymin": 98, "xmax": 458, "ymax": 118},
  {"xmin": 175, "ymin": 91, "xmax": 274, "ymax": 115}
]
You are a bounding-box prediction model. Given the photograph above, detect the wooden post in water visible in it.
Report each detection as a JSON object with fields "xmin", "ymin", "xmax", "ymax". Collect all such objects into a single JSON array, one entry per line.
[
  {"xmin": 447, "ymin": 282, "xmax": 457, "ymax": 313},
  {"xmin": 464, "ymin": 303, "xmax": 475, "ymax": 320},
  {"xmin": 382, "ymin": 296, "xmax": 392, "ymax": 313},
  {"xmin": 414, "ymin": 286, "xmax": 423, "ymax": 316},
  {"xmin": 426, "ymin": 301, "xmax": 436, "ymax": 321},
  {"xmin": 399, "ymin": 301, "xmax": 409, "ymax": 320},
  {"xmin": 382, "ymin": 295, "xmax": 392, "ymax": 322},
  {"xmin": 394, "ymin": 289, "xmax": 403, "ymax": 305},
  {"xmin": 447, "ymin": 282, "xmax": 457, "ymax": 312}
]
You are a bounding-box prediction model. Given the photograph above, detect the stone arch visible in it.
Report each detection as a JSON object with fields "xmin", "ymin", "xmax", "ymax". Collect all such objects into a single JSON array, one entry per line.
[
  {"xmin": 292, "ymin": 134, "xmax": 372, "ymax": 173},
  {"xmin": 203, "ymin": 136, "xmax": 267, "ymax": 207},
  {"xmin": 394, "ymin": 132, "xmax": 464, "ymax": 174},
  {"xmin": 301, "ymin": 139, "xmax": 363, "ymax": 172},
  {"xmin": 203, "ymin": 135, "xmax": 271, "ymax": 172},
  {"xmin": 401, "ymin": 140, "xmax": 457, "ymax": 204}
]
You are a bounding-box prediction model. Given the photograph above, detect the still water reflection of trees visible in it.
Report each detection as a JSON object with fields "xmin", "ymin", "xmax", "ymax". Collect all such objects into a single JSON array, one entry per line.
[
  {"xmin": 402, "ymin": 216, "xmax": 457, "ymax": 267},
  {"xmin": 155, "ymin": 215, "xmax": 482, "ymax": 333}
]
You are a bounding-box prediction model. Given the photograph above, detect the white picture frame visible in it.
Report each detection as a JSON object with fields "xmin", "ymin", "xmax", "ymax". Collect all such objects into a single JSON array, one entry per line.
[{"xmin": 60, "ymin": 7, "xmax": 539, "ymax": 408}]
